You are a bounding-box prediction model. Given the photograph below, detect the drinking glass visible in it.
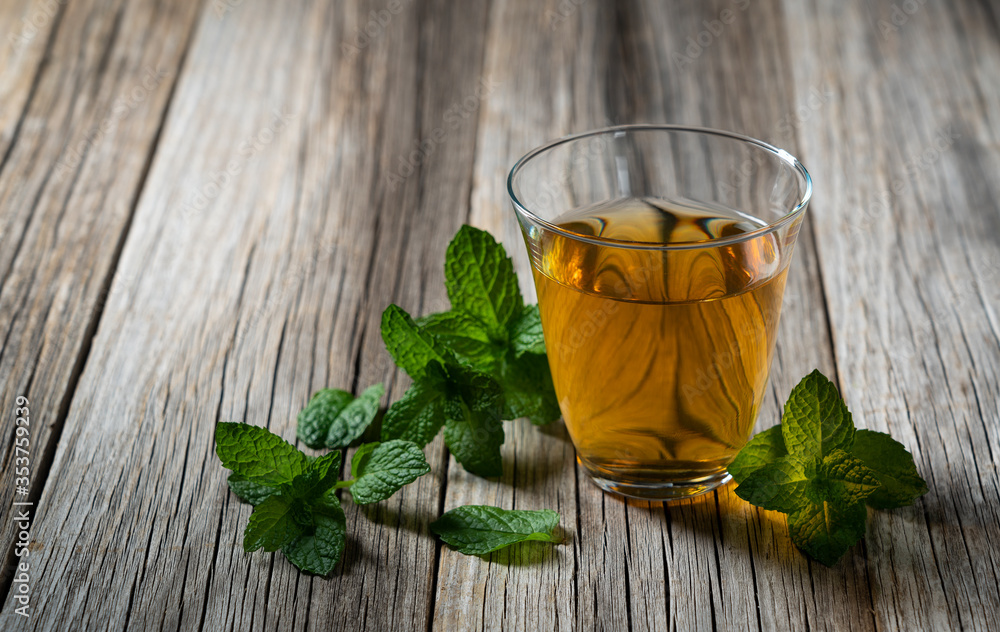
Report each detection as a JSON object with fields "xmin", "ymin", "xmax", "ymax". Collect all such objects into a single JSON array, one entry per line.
[{"xmin": 507, "ymin": 125, "xmax": 811, "ymax": 500}]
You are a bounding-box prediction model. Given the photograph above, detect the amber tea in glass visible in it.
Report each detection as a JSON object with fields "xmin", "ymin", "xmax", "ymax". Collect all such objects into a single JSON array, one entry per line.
[{"xmin": 508, "ymin": 126, "xmax": 811, "ymax": 500}]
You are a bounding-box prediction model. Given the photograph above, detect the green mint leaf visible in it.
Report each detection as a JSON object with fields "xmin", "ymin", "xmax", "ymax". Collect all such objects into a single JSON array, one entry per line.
[
  {"xmin": 216, "ymin": 422, "xmax": 308, "ymax": 485},
  {"xmin": 850, "ymin": 429, "xmax": 928, "ymax": 509},
  {"xmin": 442, "ymin": 365, "xmax": 505, "ymax": 476},
  {"xmin": 498, "ymin": 351, "xmax": 560, "ymax": 425},
  {"xmin": 381, "ymin": 304, "xmax": 452, "ymax": 380},
  {"xmin": 811, "ymin": 449, "xmax": 882, "ymax": 506},
  {"xmin": 227, "ymin": 473, "xmax": 279, "ymax": 505},
  {"xmin": 324, "ymin": 383, "xmax": 384, "ymax": 447},
  {"xmin": 509, "ymin": 304, "xmax": 546, "ymax": 357},
  {"xmin": 243, "ymin": 495, "xmax": 304, "ymax": 553},
  {"xmin": 350, "ymin": 442, "xmax": 379, "ymax": 480},
  {"xmin": 444, "ymin": 225, "xmax": 523, "ymax": 339},
  {"xmin": 418, "ymin": 310, "xmax": 499, "ymax": 369},
  {"xmin": 782, "ymin": 370, "xmax": 854, "ymax": 461},
  {"xmin": 443, "ymin": 412, "xmax": 504, "ymax": 477},
  {"xmin": 288, "ymin": 451, "xmax": 342, "ymax": 500},
  {"xmin": 297, "ymin": 390, "xmax": 353, "ymax": 448},
  {"xmin": 430, "ymin": 505, "xmax": 561, "ymax": 555},
  {"xmin": 733, "ymin": 455, "xmax": 812, "ymax": 513},
  {"xmin": 445, "ymin": 364, "xmax": 505, "ymax": 420},
  {"xmin": 296, "ymin": 383, "xmax": 384, "ymax": 449},
  {"xmin": 728, "ymin": 425, "xmax": 787, "ymax": 483},
  {"xmin": 348, "ymin": 440, "xmax": 431, "ymax": 504},
  {"xmin": 381, "ymin": 378, "xmax": 448, "ymax": 447},
  {"xmin": 787, "ymin": 500, "xmax": 867, "ymax": 566},
  {"xmin": 282, "ymin": 490, "xmax": 346, "ymax": 575}
]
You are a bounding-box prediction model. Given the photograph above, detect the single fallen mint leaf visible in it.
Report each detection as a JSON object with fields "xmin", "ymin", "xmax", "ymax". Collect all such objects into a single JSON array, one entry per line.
[{"xmin": 430, "ymin": 505, "xmax": 561, "ymax": 555}]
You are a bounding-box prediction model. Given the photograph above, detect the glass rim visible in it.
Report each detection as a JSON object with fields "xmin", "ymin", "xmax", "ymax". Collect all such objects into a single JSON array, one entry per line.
[{"xmin": 506, "ymin": 124, "xmax": 813, "ymax": 251}]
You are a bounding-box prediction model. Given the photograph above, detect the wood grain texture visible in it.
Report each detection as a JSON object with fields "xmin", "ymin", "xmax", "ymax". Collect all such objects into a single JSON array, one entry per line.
[
  {"xmin": 0, "ymin": 0, "xmax": 997, "ymax": 630},
  {"xmin": 784, "ymin": 1, "xmax": 1000, "ymax": 630},
  {"xmin": 0, "ymin": 0, "xmax": 201, "ymax": 603}
]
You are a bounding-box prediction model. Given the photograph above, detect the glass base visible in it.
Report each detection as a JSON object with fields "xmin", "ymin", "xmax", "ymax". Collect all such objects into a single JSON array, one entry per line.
[{"xmin": 580, "ymin": 457, "xmax": 733, "ymax": 501}]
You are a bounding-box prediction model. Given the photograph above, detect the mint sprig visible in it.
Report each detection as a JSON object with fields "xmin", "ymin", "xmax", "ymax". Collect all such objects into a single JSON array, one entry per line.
[
  {"xmin": 430, "ymin": 505, "xmax": 562, "ymax": 555},
  {"xmin": 382, "ymin": 226, "xmax": 560, "ymax": 478},
  {"xmin": 216, "ymin": 225, "xmax": 565, "ymax": 574},
  {"xmin": 216, "ymin": 419, "xmax": 429, "ymax": 575},
  {"xmin": 731, "ymin": 370, "xmax": 928, "ymax": 566}
]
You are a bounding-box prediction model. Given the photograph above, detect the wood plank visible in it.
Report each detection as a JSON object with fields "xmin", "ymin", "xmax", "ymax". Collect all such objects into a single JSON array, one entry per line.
[
  {"xmin": 304, "ymin": 0, "xmax": 493, "ymax": 630},
  {"xmin": 0, "ymin": 0, "xmax": 201, "ymax": 606},
  {"xmin": 442, "ymin": 1, "xmax": 866, "ymax": 630},
  {"xmin": 603, "ymin": 3, "xmax": 872, "ymax": 631},
  {"xmin": 0, "ymin": 0, "xmax": 489, "ymax": 629},
  {"xmin": 783, "ymin": 0, "xmax": 1000, "ymax": 630},
  {"xmin": 432, "ymin": 1, "xmax": 614, "ymax": 629}
]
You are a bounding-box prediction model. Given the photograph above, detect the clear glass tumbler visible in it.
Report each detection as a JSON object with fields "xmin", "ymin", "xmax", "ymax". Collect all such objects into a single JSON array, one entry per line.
[{"xmin": 507, "ymin": 125, "xmax": 812, "ymax": 500}]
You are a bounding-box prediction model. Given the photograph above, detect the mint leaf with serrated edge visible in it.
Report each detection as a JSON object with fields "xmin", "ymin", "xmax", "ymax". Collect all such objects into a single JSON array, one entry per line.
[
  {"xmin": 851, "ymin": 429, "xmax": 928, "ymax": 509},
  {"xmin": 350, "ymin": 442, "xmax": 379, "ymax": 480},
  {"xmin": 734, "ymin": 455, "xmax": 811, "ymax": 514},
  {"xmin": 811, "ymin": 449, "xmax": 881, "ymax": 506},
  {"xmin": 782, "ymin": 369, "xmax": 854, "ymax": 460},
  {"xmin": 287, "ymin": 451, "xmax": 342, "ymax": 500},
  {"xmin": 509, "ymin": 304, "xmax": 546, "ymax": 357},
  {"xmin": 227, "ymin": 473, "xmax": 279, "ymax": 505},
  {"xmin": 381, "ymin": 304, "xmax": 453, "ymax": 380},
  {"xmin": 381, "ymin": 378, "xmax": 448, "ymax": 447},
  {"xmin": 788, "ymin": 500, "xmax": 867, "ymax": 567},
  {"xmin": 444, "ymin": 410, "xmax": 505, "ymax": 478},
  {"xmin": 418, "ymin": 311, "xmax": 498, "ymax": 369},
  {"xmin": 430, "ymin": 505, "xmax": 561, "ymax": 555},
  {"xmin": 498, "ymin": 351, "xmax": 560, "ymax": 425},
  {"xmin": 348, "ymin": 440, "xmax": 431, "ymax": 504},
  {"xmin": 282, "ymin": 490, "xmax": 346, "ymax": 575},
  {"xmin": 244, "ymin": 495, "xmax": 303, "ymax": 553},
  {"xmin": 728, "ymin": 425, "xmax": 786, "ymax": 483},
  {"xmin": 441, "ymin": 365, "xmax": 505, "ymax": 476},
  {"xmin": 297, "ymin": 383, "xmax": 384, "ymax": 449},
  {"xmin": 445, "ymin": 225, "xmax": 524, "ymax": 339},
  {"xmin": 216, "ymin": 422, "xmax": 308, "ymax": 486}
]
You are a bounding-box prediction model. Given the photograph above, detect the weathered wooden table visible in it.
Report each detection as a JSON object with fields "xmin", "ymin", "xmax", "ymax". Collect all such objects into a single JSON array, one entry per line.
[{"xmin": 1, "ymin": 0, "xmax": 998, "ymax": 629}]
